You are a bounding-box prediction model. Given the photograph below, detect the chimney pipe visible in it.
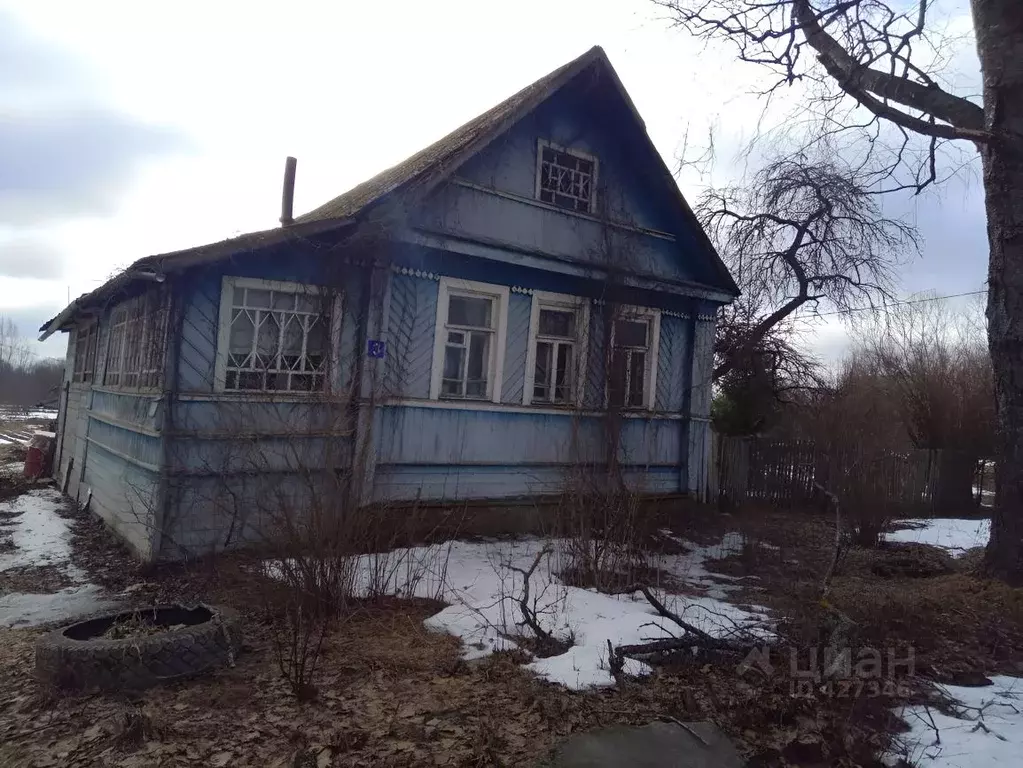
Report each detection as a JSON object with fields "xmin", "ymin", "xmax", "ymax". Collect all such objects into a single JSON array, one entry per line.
[{"xmin": 280, "ymin": 156, "xmax": 297, "ymax": 226}]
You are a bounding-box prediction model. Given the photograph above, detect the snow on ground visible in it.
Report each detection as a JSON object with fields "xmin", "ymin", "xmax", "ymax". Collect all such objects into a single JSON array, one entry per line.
[
  {"xmin": 0, "ymin": 408, "xmax": 58, "ymax": 421},
  {"xmin": 0, "ymin": 431, "xmax": 36, "ymax": 446},
  {"xmin": 0, "ymin": 487, "xmax": 117, "ymax": 627},
  {"xmin": 341, "ymin": 532, "xmax": 771, "ymax": 690},
  {"xmin": 894, "ymin": 677, "xmax": 1023, "ymax": 767},
  {"xmin": 886, "ymin": 519, "xmax": 990, "ymax": 556},
  {"xmin": 0, "ymin": 489, "xmax": 76, "ymax": 571}
]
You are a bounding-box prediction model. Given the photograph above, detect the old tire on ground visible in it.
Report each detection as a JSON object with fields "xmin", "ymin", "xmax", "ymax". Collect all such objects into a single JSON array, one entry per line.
[{"xmin": 35, "ymin": 604, "xmax": 242, "ymax": 691}]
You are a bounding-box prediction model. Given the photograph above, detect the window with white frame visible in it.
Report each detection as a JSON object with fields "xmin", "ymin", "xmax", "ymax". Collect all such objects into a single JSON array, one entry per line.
[
  {"xmin": 536, "ymin": 140, "xmax": 597, "ymax": 214},
  {"xmin": 524, "ymin": 292, "xmax": 588, "ymax": 406},
  {"xmin": 216, "ymin": 277, "xmax": 331, "ymax": 393},
  {"xmin": 431, "ymin": 278, "xmax": 508, "ymax": 402},
  {"xmin": 104, "ymin": 288, "xmax": 167, "ymax": 390},
  {"xmin": 607, "ymin": 309, "xmax": 660, "ymax": 409},
  {"xmin": 72, "ymin": 322, "xmax": 98, "ymax": 384}
]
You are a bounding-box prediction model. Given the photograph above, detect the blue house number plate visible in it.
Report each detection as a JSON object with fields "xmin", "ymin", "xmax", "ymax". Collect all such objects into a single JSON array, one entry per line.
[{"xmin": 367, "ymin": 339, "xmax": 387, "ymax": 359}]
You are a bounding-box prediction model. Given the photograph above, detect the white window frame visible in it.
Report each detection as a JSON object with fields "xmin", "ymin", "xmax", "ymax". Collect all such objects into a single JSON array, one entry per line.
[
  {"xmin": 523, "ymin": 291, "xmax": 589, "ymax": 407},
  {"xmin": 430, "ymin": 277, "xmax": 509, "ymax": 403},
  {"xmin": 605, "ymin": 306, "xmax": 661, "ymax": 411},
  {"xmin": 213, "ymin": 276, "xmax": 341, "ymax": 394},
  {"xmin": 534, "ymin": 139, "xmax": 599, "ymax": 214}
]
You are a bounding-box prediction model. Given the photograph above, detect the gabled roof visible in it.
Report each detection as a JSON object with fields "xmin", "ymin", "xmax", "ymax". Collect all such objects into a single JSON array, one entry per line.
[
  {"xmin": 296, "ymin": 45, "xmax": 736, "ymax": 293},
  {"xmin": 40, "ymin": 46, "xmax": 736, "ymax": 339},
  {"xmin": 295, "ymin": 47, "xmax": 611, "ymax": 223}
]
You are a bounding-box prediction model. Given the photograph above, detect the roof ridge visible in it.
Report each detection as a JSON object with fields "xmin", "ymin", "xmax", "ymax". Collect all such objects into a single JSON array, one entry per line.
[{"xmin": 293, "ymin": 46, "xmax": 606, "ymax": 224}]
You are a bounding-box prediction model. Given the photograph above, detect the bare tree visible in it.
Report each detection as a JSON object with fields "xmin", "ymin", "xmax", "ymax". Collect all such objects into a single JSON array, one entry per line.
[
  {"xmin": 702, "ymin": 156, "xmax": 915, "ymax": 383},
  {"xmin": 859, "ymin": 294, "xmax": 995, "ymax": 508},
  {"xmin": 0, "ymin": 317, "xmax": 30, "ymax": 371},
  {"xmin": 658, "ymin": 0, "xmax": 1023, "ymax": 583}
]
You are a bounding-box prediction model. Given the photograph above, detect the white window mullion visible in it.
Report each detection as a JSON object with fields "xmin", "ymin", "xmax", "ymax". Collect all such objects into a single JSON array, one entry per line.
[
  {"xmin": 215, "ymin": 276, "xmax": 330, "ymax": 393},
  {"xmin": 524, "ymin": 291, "xmax": 588, "ymax": 407}
]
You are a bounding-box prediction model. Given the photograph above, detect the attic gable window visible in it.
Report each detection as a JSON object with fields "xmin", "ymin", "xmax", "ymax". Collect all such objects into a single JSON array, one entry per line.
[{"xmin": 536, "ymin": 140, "xmax": 597, "ymax": 214}]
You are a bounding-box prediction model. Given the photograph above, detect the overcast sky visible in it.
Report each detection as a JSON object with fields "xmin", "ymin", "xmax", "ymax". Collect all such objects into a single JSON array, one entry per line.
[{"xmin": 0, "ymin": 0, "xmax": 988, "ymax": 363}]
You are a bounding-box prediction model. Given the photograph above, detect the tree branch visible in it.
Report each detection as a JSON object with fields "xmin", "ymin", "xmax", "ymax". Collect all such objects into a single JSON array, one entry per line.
[{"xmin": 791, "ymin": 0, "xmax": 988, "ymax": 141}]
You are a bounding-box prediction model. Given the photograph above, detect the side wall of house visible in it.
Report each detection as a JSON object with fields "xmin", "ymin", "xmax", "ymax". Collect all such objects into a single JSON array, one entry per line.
[
  {"xmin": 159, "ymin": 250, "xmax": 365, "ymax": 559},
  {"xmin": 56, "ymin": 304, "xmax": 165, "ymax": 560}
]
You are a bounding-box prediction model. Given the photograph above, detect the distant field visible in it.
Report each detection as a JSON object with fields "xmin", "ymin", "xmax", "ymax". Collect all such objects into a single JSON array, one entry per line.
[{"xmin": 0, "ymin": 406, "xmax": 57, "ymax": 448}]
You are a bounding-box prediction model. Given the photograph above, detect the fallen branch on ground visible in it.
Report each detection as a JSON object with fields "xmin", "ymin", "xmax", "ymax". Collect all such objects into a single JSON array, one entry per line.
[{"xmin": 612, "ymin": 583, "xmax": 763, "ymax": 659}]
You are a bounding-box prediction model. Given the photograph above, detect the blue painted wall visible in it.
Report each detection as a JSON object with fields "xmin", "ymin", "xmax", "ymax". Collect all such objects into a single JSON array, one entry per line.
[
  {"xmin": 413, "ymin": 88, "xmax": 716, "ymax": 287},
  {"xmin": 502, "ymin": 292, "xmax": 531, "ymax": 404},
  {"xmin": 55, "ymin": 71, "xmax": 733, "ymax": 557},
  {"xmin": 175, "ymin": 249, "xmax": 362, "ymax": 395},
  {"xmin": 384, "ymin": 273, "xmax": 437, "ymax": 399},
  {"xmin": 373, "ymin": 405, "xmax": 683, "ymax": 501}
]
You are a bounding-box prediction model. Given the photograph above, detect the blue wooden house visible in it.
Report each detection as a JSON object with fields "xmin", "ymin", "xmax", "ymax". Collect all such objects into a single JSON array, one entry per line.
[{"xmin": 39, "ymin": 47, "xmax": 738, "ymax": 561}]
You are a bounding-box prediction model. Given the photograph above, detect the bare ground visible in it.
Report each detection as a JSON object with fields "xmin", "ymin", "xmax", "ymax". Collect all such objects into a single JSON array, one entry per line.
[{"xmin": 1, "ymin": 491, "xmax": 1021, "ymax": 766}]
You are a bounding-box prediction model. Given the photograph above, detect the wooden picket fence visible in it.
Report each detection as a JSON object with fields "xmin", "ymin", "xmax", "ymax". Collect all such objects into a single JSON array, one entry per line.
[{"xmin": 710, "ymin": 434, "xmax": 943, "ymax": 513}]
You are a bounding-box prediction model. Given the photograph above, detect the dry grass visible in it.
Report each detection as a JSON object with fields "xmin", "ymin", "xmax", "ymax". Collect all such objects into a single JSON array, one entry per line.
[
  {"xmin": 2, "ymin": 490, "xmax": 1020, "ymax": 766},
  {"xmin": 706, "ymin": 505, "xmax": 1023, "ymax": 686}
]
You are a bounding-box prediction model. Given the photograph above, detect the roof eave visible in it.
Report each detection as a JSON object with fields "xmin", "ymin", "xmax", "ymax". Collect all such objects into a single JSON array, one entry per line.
[{"xmin": 38, "ymin": 216, "xmax": 357, "ymax": 340}]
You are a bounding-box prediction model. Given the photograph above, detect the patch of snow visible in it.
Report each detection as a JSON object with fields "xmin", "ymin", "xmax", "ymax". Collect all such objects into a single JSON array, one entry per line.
[
  {"xmin": 894, "ymin": 677, "xmax": 1023, "ymax": 767},
  {"xmin": 0, "ymin": 585, "xmax": 116, "ymax": 628},
  {"xmin": 0, "ymin": 408, "xmax": 58, "ymax": 421},
  {"xmin": 0, "ymin": 488, "xmax": 75, "ymax": 572},
  {"xmin": 886, "ymin": 519, "xmax": 990, "ymax": 556},
  {"xmin": 0, "ymin": 487, "xmax": 116, "ymax": 627},
  {"xmin": 652, "ymin": 531, "xmax": 759, "ymax": 600},
  {"xmin": 327, "ymin": 532, "xmax": 772, "ymax": 690}
]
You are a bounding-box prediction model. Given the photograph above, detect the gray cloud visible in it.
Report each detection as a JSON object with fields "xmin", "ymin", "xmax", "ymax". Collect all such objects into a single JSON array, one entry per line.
[
  {"xmin": 0, "ymin": 19, "xmax": 90, "ymax": 99},
  {"xmin": 0, "ymin": 12, "xmax": 191, "ymax": 229},
  {"xmin": 0, "ymin": 237, "xmax": 64, "ymax": 279},
  {"xmin": 0, "ymin": 108, "xmax": 187, "ymax": 225}
]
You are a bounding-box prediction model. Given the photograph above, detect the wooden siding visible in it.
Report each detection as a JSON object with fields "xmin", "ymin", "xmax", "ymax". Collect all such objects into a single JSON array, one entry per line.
[
  {"xmin": 373, "ymin": 465, "xmax": 680, "ymax": 501},
  {"xmin": 583, "ymin": 308, "xmax": 607, "ymax": 409},
  {"xmin": 415, "ymin": 183, "xmax": 693, "ymax": 284},
  {"xmin": 81, "ymin": 442, "xmax": 158, "ymax": 559},
  {"xmin": 373, "ymin": 404, "xmax": 684, "ymax": 501},
  {"xmin": 91, "ymin": 390, "xmax": 163, "ymax": 432},
  {"xmin": 690, "ymin": 316, "xmax": 716, "ymax": 418},
  {"xmin": 384, "ymin": 273, "xmax": 437, "ymax": 399},
  {"xmin": 655, "ymin": 314, "xmax": 688, "ymax": 413},
  {"xmin": 501, "ymin": 292, "xmax": 530, "ymax": 404}
]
